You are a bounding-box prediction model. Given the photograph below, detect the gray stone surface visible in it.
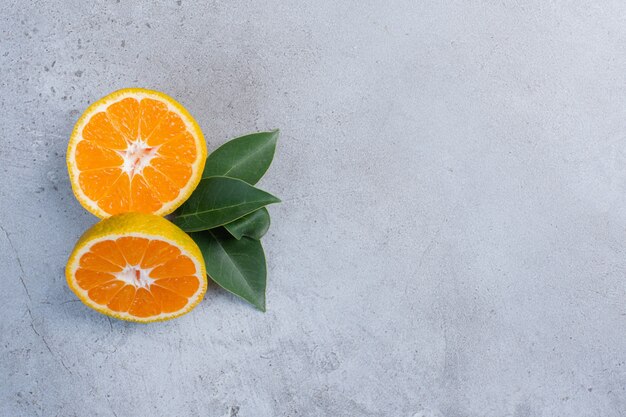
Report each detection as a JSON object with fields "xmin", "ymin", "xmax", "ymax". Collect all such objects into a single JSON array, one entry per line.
[{"xmin": 1, "ymin": 1, "xmax": 625, "ymax": 416}]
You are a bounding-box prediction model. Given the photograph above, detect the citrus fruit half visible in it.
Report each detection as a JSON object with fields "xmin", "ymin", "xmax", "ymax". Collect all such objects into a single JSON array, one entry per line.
[
  {"xmin": 66, "ymin": 212, "xmax": 208, "ymax": 322},
  {"xmin": 67, "ymin": 88, "xmax": 207, "ymax": 218}
]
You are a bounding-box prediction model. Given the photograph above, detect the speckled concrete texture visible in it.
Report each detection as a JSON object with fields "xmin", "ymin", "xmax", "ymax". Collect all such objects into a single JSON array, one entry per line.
[{"xmin": 1, "ymin": 1, "xmax": 626, "ymax": 416}]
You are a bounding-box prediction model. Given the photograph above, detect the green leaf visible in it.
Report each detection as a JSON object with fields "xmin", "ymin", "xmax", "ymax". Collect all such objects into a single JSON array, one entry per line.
[
  {"xmin": 173, "ymin": 176, "xmax": 280, "ymax": 232},
  {"xmin": 224, "ymin": 208, "xmax": 271, "ymax": 240},
  {"xmin": 202, "ymin": 130, "xmax": 279, "ymax": 184},
  {"xmin": 190, "ymin": 229, "xmax": 266, "ymax": 311}
]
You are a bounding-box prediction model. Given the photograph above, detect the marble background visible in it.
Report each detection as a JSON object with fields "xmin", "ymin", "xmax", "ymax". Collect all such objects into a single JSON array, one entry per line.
[{"xmin": 1, "ymin": 1, "xmax": 625, "ymax": 416}]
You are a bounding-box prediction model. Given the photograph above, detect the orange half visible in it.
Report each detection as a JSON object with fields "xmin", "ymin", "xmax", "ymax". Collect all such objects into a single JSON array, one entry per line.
[
  {"xmin": 67, "ymin": 88, "xmax": 207, "ymax": 218},
  {"xmin": 66, "ymin": 212, "xmax": 207, "ymax": 322}
]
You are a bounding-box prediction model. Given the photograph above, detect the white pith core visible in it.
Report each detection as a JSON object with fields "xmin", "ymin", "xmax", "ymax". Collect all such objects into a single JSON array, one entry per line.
[
  {"xmin": 115, "ymin": 265, "xmax": 155, "ymax": 289},
  {"xmin": 116, "ymin": 139, "xmax": 159, "ymax": 177}
]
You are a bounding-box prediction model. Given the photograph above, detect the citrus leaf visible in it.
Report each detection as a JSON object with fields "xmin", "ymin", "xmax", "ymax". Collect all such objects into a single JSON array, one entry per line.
[
  {"xmin": 224, "ymin": 208, "xmax": 271, "ymax": 240},
  {"xmin": 173, "ymin": 176, "xmax": 280, "ymax": 232},
  {"xmin": 202, "ymin": 130, "xmax": 279, "ymax": 184},
  {"xmin": 190, "ymin": 229, "xmax": 266, "ymax": 311}
]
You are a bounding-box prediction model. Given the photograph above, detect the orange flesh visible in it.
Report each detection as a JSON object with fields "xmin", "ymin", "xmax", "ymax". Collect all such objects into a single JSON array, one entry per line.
[
  {"xmin": 75, "ymin": 97, "xmax": 196, "ymax": 215},
  {"xmin": 76, "ymin": 237, "xmax": 201, "ymax": 317}
]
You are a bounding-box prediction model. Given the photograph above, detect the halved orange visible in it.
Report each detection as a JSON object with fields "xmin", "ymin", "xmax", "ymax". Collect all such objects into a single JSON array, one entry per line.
[
  {"xmin": 67, "ymin": 88, "xmax": 207, "ymax": 218},
  {"xmin": 66, "ymin": 212, "xmax": 207, "ymax": 322}
]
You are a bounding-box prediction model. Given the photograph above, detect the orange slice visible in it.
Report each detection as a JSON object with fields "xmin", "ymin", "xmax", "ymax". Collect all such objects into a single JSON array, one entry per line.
[
  {"xmin": 66, "ymin": 212, "xmax": 207, "ymax": 322},
  {"xmin": 67, "ymin": 88, "xmax": 207, "ymax": 218}
]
